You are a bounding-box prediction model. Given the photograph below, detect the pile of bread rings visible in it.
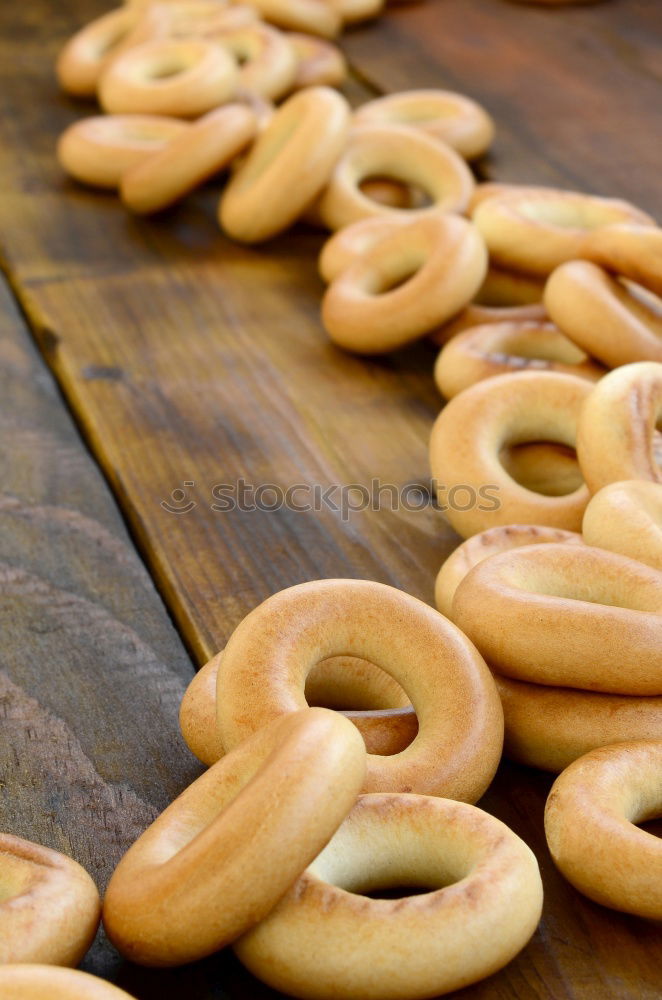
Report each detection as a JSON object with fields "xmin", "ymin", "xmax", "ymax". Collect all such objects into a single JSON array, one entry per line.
[{"xmin": 7, "ymin": 0, "xmax": 657, "ymax": 997}]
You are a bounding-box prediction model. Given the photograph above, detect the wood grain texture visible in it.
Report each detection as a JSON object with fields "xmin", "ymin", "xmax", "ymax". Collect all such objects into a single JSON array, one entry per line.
[{"xmin": 0, "ymin": 0, "xmax": 661, "ymax": 997}]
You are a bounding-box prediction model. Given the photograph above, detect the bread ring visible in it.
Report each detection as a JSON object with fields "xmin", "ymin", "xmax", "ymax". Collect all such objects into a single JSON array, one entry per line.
[
  {"xmin": 56, "ymin": 7, "xmax": 141, "ymax": 97},
  {"xmin": 576, "ymin": 361, "xmax": 662, "ymax": 493},
  {"xmin": 0, "ymin": 834, "xmax": 100, "ymax": 966},
  {"xmin": 103, "ymin": 708, "xmax": 366, "ymax": 966},
  {"xmin": 430, "ymin": 371, "xmax": 592, "ymax": 537},
  {"xmin": 57, "ymin": 114, "xmax": 188, "ymax": 190},
  {"xmin": 500, "ymin": 441, "xmax": 584, "ymax": 497},
  {"xmin": 495, "ymin": 674, "xmax": 662, "ymax": 773},
  {"xmin": 582, "ymin": 480, "xmax": 662, "ymax": 571},
  {"xmin": 235, "ymin": 793, "xmax": 543, "ymax": 1000},
  {"xmin": 331, "ymin": 0, "xmax": 384, "ymax": 24},
  {"xmin": 219, "ymin": 87, "xmax": 350, "ymax": 242},
  {"xmin": 217, "ymin": 24, "xmax": 297, "ymax": 100},
  {"xmin": 434, "ymin": 320, "xmax": 604, "ymax": 400},
  {"xmin": 545, "ymin": 260, "xmax": 662, "ymax": 366},
  {"xmin": 322, "ymin": 214, "xmax": 488, "ymax": 354},
  {"xmin": 243, "ymin": 0, "xmax": 341, "ymax": 38},
  {"xmin": 120, "ymin": 104, "xmax": 257, "ymax": 214},
  {"xmin": 288, "ymin": 32, "xmax": 347, "ymax": 88},
  {"xmin": 217, "ymin": 579, "xmax": 504, "ymax": 801},
  {"xmin": 353, "ymin": 89, "xmax": 495, "ymax": 160},
  {"xmin": 545, "ymin": 741, "xmax": 662, "ymax": 918},
  {"xmin": 579, "ymin": 223, "xmax": 662, "ymax": 297},
  {"xmin": 0, "ymin": 967, "xmax": 136, "ymax": 1000},
  {"xmin": 180, "ymin": 650, "xmax": 414, "ymax": 765},
  {"xmin": 99, "ymin": 38, "xmax": 238, "ymax": 117},
  {"xmin": 318, "ymin": 216, "xmax": 409, "ymax": 283},
  {"xmin": 452, "ymin": 542, "xmax": 662, "ymax": 694},
  {"xmin": 472, "ymin": 187, "xmax": 655, "ymax": 276},
  {"xmin": 317, "ymin": 124, "xmax": 475, "ymax": 231},
  {"xmin": 435, "ymin": 524, "xmax": 583, "ymax": 618}
]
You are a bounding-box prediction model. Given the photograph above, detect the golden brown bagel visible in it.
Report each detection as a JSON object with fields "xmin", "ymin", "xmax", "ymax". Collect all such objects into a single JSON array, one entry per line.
[
  {"xmin": 429, "ymin": 371, "xmax": 592, "ymax": 537},
  {"xmin": 496, "ymin": 674, "xmax": 662, "ymax": 773},
  {"xmin": 576, "ymin": 361, "xmax": 662, "ymax": 493},
  {"xmin": 235, "ymin": 793, "xmax": 543, "ymax": 1000},
  {"xmin": 103, "ymin": 708, "xmax": 366, "ymax": 966},
  {"xmin": 217, "ymin": 579, "xmax": 504, "ymax": 801},
  {"xmin": 545, "ymin": 741, "xmax": 662, "ymax": 918},
  {"xmin": 0, "ymin": 834, "xmax": 100, "ymax": 966},
  {"xmin": 452, "ymin": 543, "xmax": 662, "ymax": 695}
]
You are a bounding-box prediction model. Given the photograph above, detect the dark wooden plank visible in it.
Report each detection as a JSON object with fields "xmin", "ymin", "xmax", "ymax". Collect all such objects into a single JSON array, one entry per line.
[
  {"xmin": 343, "ymin": 0, "xmax": 662, "ymax": 215},
  {"xmin": 0, "ymin": 1, "xmax": 661, "ymax": 998}
]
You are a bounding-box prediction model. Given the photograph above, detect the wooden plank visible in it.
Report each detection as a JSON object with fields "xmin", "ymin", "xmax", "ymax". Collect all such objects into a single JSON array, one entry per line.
[
  {"xmin": 0, "ymin": 0, "xmax": 661, "ymax": 997},
  {"xmin": 343, "ymin": 0, "xmax": 662, "ymax": 215}
]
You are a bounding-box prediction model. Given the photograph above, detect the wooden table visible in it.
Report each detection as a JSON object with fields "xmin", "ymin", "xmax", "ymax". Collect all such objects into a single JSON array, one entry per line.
[{"xmin": 0, "ymin": 0, "xmax": 660, "ymax": 997}]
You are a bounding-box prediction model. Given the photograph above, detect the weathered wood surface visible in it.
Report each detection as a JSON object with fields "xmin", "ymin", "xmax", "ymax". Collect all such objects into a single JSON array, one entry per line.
[{"xmin": 0, "ymin": 0, "xmax": 661, "ymax": 997}]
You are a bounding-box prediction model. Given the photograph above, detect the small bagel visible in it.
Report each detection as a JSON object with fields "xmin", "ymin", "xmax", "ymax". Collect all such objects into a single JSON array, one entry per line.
[
  {"xmin": 434, "ymin": 524, "xmax": 583, "ymax": 618},
  {"xmin": 434, "ymin": 320, "xmax": 604, "ymax": 399},
  {"xmin": 353, "ymin": 89, "xmax": 495, "ymax": 160},
  {"xmin": 322, "ymin": 214, "xmax": 488, "ymax": 354},
  {"xmin": 545, "ymin": 741, "xmax": 662, "ymax": 918},
  {"xmin": 120, "ymin": 104, "xmax": 257, "ymax": 214},
  {"xmin": 288, "ymin": 32, "xmax": 347, "ymax": 88},
  {"xmin": 220, "ymin": 87, "xmax": 350, "ymax": 242},
  {"xmin": 103, "ymin": 708, "xmax": 366, "ymax": 966},
  {"xmin": 429, "ymin": 371, "xmax": 592, "ymax": 538},
  {"xmin": 576, "ymin": 361, "xmax": 662, "ymax": 493},
  {"xmin": 545, "ymin": 260, "xmax": 662, "ymax": 366},
  {"xmin": 244, "ymin": 0, "xmax": 341, "ymax": 38},
  {"xmin": 217, "ymin": 24, "xmax": 298, "ymax": 100},
  {"xmin": 235, "ymin": 793, "xmax": 543, "ymax": 1000},
  {"xmin": 582, "ymin": 480, "xmax": 662, "ymax": 571},
  {"xmin": 57, "ymin": 114, "xmax": 188, "ymax": 190},
  {"xmin": 318, "ymin": 216, "xmax": 410, "ymax": 284},
  {"xmin": 216, "ymin": 579, "xmax": 504, "ymax": 801},
  {"xmin": 180, "ymin": 650, "xmax": 413, "ymax": 765},
  {"xmin": 580, "ymin": 222, "xmax": 662, "ymax": 297},
  {"xmin": 318, "ymin": 124, "xmax": 475, "ymax": 231},
  {"xmin": 0, "ymin": 834, "xmax": 100, "ymax": 966},
  {"xmin": 56, "ymin": 7, "xmax": 141, "ymax": 97},
  {"xmin": 495, "ymin": 674, "xmax": 662, "ymax": 773},
  {"xmin": 472, "ymin": 187, "xmax": 655, "ymax": 276},
  {"xmin": 99, "ymin": 38, "xmax": 238, "ymax": 117},
  {"xmin": 452, "ymin": 543, "xmax": 662, "ymax": 695},
  {"xmin": 0, "ymin": 967, "xmax": 136, "ymax": 1000}
]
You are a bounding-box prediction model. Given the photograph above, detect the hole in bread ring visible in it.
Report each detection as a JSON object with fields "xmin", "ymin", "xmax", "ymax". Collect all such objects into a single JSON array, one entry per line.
[
  {"xmin": 217, "ymin": 579, "xmax": 504, "ymax": 801},
  {"xmin": 235, "ymin": 794, "xmax": 543, "ymax": 1000},
  {"xmin": 496, "ymin": 674, "xmax": 662, "ymax": 773},
  {"xmin": 353, "ymin": 89, "xmax": 496, "ymax": 160},
  {"xmin": 99, "ymin": 39, "xmax": 238, "ymax": 117},
  {"xmin": 0, "ymin": 966, "xmax": 137, "ymax": 1000},
  {"xmin": 452, "ymin": 542, "xmax": 662, "ymax": 694},
  {"xmin": 545, "ymin": 741, "xmax": 662, "ymax": 919},
  {"xmin": 318, "ymin": 124, "xmax": 475, "ymax": 231},
  {"xmin": 0, "ymin": 835, "xmax": 100, "ymax": 966},
  {"xmin": 430, "ymin": 370, "xmax": 592, "ymax": 537},
  {"xmin": 102, "ymin": 708, "xmax": 366, "ymax": 966},
  {"xmin": 322, "ymin": 213, "xmax": 488, "ymax": 354},
  {"xmin": 180, "ymin": 650, "xmax": 415, "ymax": 765}
]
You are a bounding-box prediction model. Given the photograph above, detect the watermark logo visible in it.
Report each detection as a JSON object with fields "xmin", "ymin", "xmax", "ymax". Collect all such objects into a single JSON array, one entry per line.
[{"xmin": 161, "ymin": 479, "xmax": 500, "ymax": 522}]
